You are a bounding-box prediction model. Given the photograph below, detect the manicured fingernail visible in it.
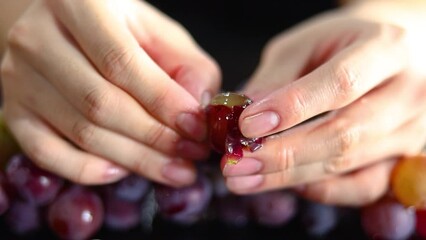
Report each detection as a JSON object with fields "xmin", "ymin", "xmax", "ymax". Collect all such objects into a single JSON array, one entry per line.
[
  {"xmin": 226, "ymin": 175, "xmax": 263, "ymax": 192},
  {"xmin": 162, "ymin": 161, "xmax": 196, "ymax": 186},
  {"xmin": 201, "ymin": 91, "xmax": 212, "ymax": 108},
  {"xmin": 223, "ymin": 158, "xmax": 263, "ymax": 177},
  {"xmin": 104, "ymin": 165, "xmax": 128, "ymax": 182},
  {"xmin": 176, "ymin": 112, "xmax": 206, "ymax": 142},
  {"xmin": 241, "ymin": 111, "xmax": 280, "ymax": 137},
  {"xmin": 176, "ymin": 140, "xmax": 209, "ymax": 160}
]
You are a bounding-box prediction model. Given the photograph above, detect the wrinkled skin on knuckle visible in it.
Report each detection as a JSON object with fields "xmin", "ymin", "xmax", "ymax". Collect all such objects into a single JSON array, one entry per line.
[
  {"xmin": 330, "ymin": 62, "xmax": 360, "ymax": 105},
  {"xmin": 83, "ymin": 88, "xmax": 115, "ymax": 125},
  {"xmin": 100, "ymin": 45, "xmax": 135, "ymax": 82},
  {"xmin": 71, "ymin": 120, "xmax": 96, "ymax": 149}
]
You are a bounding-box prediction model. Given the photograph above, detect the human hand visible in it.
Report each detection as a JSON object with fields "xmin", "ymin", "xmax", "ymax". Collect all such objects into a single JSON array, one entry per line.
[
  {"xmin": 222, "ymin": 1, "xmax": 426, "ymax": 205},
  {"xmin": 0, "ymin": 0, "xmax": 220, "ymax": 186}
]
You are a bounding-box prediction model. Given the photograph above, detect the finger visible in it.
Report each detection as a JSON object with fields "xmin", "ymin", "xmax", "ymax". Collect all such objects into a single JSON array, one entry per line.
[
  {"xmin": 129, "ymin": 2, "xmax": 221, "ymax": 103},
  {"xmin": 14, "ymin": 66, "xmax": 198, "ymax": 187},
  {"xmin": 10, "ymin": 4, "xmax": 208, "ymax": 160},
  {"xmin": 231, "ymin": 71, "xmax": 425, "ymax": 175},
  {"xmin": 3, "ymin": 105, "xmax": 128, "ymax": 185},
  {"xmin": 47, "ymin": 0, "xmax": 206, "ymax": 141},
  {"xmin": 226, "ymin": 111, "xmax": 426, "ymax": 194},
  {"xmin": 296, "ymin": 159, "xmax": 396, "ymax": 206},
  {"xmin": 240, "ymin": 23, "xmax": 407, "ymax": 138}
]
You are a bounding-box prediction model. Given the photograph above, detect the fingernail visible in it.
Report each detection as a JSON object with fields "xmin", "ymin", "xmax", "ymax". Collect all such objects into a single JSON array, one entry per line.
[
  {"xmin": 162, "ymin": 161, "xmax": 196, "ymax": 186},
  {"xmin": 104, "ymin": 165, "xmax": 129, "ymax": 182},
  {"xmin": 241, "ymin": 111, "xmax": 280, "ymax": 137},
  {"xmin": 176, "ymin": 140, "xmax": 209, "ymax": 160},
  {"xmin": 201, "ymin": 91, "xmax": 212, "ymax": 108},
  {"xmin": 176, "ymin": 112, "xmax": 206, "ymax": 142},
  {"xmin": 226, "ymin": 175, "xmax": 263, "ymax": 192},
  {"xmin": 223, "ymin": 158, "xmax": 263, "ymax": 177}
]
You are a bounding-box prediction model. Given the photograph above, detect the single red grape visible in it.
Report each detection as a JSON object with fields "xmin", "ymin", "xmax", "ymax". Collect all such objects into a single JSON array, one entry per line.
[
  {"xmin": 47, "ymin": 185, "xmax": 104, "ymax": 240},
  {"xmin": 6, "ymin": 154, "xmax": 63, "ymax": 206}
]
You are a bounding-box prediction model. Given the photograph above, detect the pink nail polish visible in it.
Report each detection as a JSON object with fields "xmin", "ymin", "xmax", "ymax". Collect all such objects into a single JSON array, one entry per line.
[
  {"xmin": 162, "ymin": 162, "xmax": 196, "ymax": 186},
  {"xmin": 104, "ymin": 165, "xmax": 128, "ymax": 183},
  {"xmin": 223, "ymin": 158, "xmax": 263, "ymax": 177},
  {"xmin": 226, "ymin": 175, "xmax": 264, "ymax": 192},
  {"xmin": 242, "ymin": 111, "xmax": 280, "ymax": 137}
]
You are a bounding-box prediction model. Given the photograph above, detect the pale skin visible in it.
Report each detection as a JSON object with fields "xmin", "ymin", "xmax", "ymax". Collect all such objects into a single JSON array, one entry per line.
[
  {"xmin": 1, "ymin": 0, "xmax": 425, "ymax": 207},
  {"xmin": 0, "ymin": 0, "xmax": 221, "ymax": 186},
  {"xmin": 223, "ymin": 0, "xmax": 426, "ymax": 206}
]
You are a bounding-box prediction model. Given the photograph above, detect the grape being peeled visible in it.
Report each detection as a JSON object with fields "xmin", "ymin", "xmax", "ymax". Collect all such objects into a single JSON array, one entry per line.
[{"xmin": 205, "ymin": 92, "xmax": 262, "ymax": 163}]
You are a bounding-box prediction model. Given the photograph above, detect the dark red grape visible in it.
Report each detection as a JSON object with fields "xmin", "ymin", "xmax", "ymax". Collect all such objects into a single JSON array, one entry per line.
[
  {"xmin": 300, "ymin": 201, "xmax": 338, "ymax": 237},
  {"xmin": 205, "ymin": 92, "xmax": 262, "ymax": 162},
  {"xmin": 4, "ymin": 199, "xmax": 41, "ymax": 235},
  {"xmin": 154, "ymin": 173, "xmax": 212, "ymax": 225},
  {"xmin": 47, "ymin": 185, "xmax": 104, "ymax": 240},
  {"xmin": 248, "ymin": 191, "xmax": 297, "ymax": 227},
  {"xmin": 6, "ymin": 154, "xmax": 63, "ymax": 206},
  {"xmin": 106, "ymin": 174, "xmax": 150, "ymax": 202},
  {"xmin": 216, "ymin": 195, "xmax": 250, "ymax": 227},
  {"xmin": 416, "ymin": 209, "xmax": 426, "ymax": 238},
  {"xmin": 0, "ymin": 171, "xmax": 10, "ymax": 215},
  {"xmin": 361, "ymin": 197, "xmax": 415, "ymax": 240},
  {"xmin": 104, "ymin": 194, "xmax": 141, "ymax": 231}
]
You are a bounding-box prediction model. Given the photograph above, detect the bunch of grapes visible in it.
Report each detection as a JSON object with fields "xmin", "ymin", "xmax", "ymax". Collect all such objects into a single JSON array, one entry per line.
[{"xmin": 0, "ymin": 92, "xmax": 425, "ymax": 240}]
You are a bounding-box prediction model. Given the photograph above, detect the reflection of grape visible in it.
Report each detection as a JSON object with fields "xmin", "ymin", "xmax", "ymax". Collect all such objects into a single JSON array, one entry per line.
[
  {"xmin": 391, "ymin": 154, "xmax": 426, "ymax": 209},
  {"xmin": 4, "ymin": 199, "xmax": 40, "ymax": 235},
  {"xmin": 300, "ymin": 201, "xmax": 338, "ymax": 237},
  {"xmin": 155, "ymin": 173, "xmax": 212, "ymax": 225},
  {"xmin": 361, "ymin": 197, "xmax": 415, "ymax": 240},
  {"xmin": 47, "ymin": 185, "xmax": 104, "ymax": 240},
  {"xmin": 248, "ymin": 191, "xmax": 297, "ymax": 227},
  {"xmin": 416, "ymin": 209, "xmax": 426, "ymax": 238},
  {"xmin": 6, "ymin": 154, "xmax": 63, "ymax": 206}
]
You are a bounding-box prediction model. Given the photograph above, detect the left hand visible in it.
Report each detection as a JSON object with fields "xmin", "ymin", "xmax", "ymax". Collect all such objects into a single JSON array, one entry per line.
[{"xmin": 222, "ymin": 1, "xmax": 426, "ymax": 206}]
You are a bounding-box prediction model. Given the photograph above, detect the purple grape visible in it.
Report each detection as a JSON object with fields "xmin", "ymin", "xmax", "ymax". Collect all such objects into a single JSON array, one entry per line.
[
  {"xmin": 6, "ymin": 154, "xmax": 63, "ymax": 206},
  {"xmin": 300, "ymin": 201, "xmax": 338, "ymax": 237},
  {"xmin": 361, "ymin": 197, "xmax": 415, "ymax": 240},
  {"xmin": 217, "ymin": 195, "xmax": 250, "ymax": 227},
  {"xmin": 107, "ymin": 174, "xmax": 150, "ymax": 202},
  {"xmin": 4, "ymin": 199, "xmax": 41, "ymax": 235},
  {"xmin": 104, "ymin": 194, "xmax": 141, "ymax": 231},
  {"xmin": 47, "ymin": 185, "xmax": 104, "ymax": 240},
  {"xmin": 248, "ymin": 190, "xmax": 297, "ymax": 227},
  {"xmin": 0, "ymin": 171, "xmax": 10, "ymax": 215},
  {"xmin": 154, "ymin": 173, "xmax": 212, "ymax": 225}
]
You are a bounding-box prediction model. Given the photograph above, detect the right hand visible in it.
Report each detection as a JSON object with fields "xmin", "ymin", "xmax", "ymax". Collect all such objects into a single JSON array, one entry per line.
[{"xmin": 0, "ymin": 0, "xmax": 221, "ymax": 186}]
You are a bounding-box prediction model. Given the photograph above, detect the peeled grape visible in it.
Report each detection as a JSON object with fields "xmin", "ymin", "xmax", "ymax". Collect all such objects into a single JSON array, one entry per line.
[
  {"xmin": 391, "ymin": 154, "xmax": 426, "ymax": 209},
  {"xmin": 205, "ymin": 92, "xmax": 262, "ymax": 162},
  {"xmin": 47, "ymin": 185, "xmax": 104, "ymax": 240},
  {"xmin": 6, "ymin": 154, "xmax": 63, "ymax": 206},
  {"xmin": 300, "ymin": 201, "xmax": 338, "ymax": 237},
  {"xmin": 4, "ymin": 199, "xmax": 41, "ymax": 235},
  {"xmin": 154, "ymin": 173, "xmax": 212, "ymax": 225},
  {"xmin": 416, "ymin": 209, "xmax": 426, "ymax": 238},
  {"xmin": 247, "ymin": 190, "xmax": 297, "ymax": 227},
  {"xmin": 361, "ymin": 197, "xmax": 415, "ymax": 240}
]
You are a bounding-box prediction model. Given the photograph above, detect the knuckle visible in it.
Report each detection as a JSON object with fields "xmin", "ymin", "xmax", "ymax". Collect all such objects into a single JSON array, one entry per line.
[
  {"xmin": 7, "ymin": 21, "xmax": 29, "ymax": 49},
  {"xmin": 324, "ymin": 156, "xmax": 352, "ymax": 174},
  {"xmin": 286, "ymin": 87, "xmax": 308, "ymax": 122},
  {"xmin": 331, "ymin": 62, "xmax": 360, "ymax": 103},
  {"xmin": 144, "ymin": 123, "xmax": 168, "ymax": 148},
  {"xmin": 71, "ymin": 120, "xmax": 96, "ymax": 148},
  {"xmin": 146, "ymin": 87, "xmax": 170, "ymax": 116},
  {"xmin": 375, "ymin": 23, "xmax": 406, "ymax": 44},
  {"xmin": 335, "ymin": 121, "xmax": 360, "ymax": 156},
  {"xmin": 276, "ymin": 140, "xmax": 296, "ymax": 171},
  {"xmin": 100, "ymin": 45, "xmax": 134, "ymax": 82},
  {"xmin": 83, "ymin": 88, "xmax": 114, "ymax": 124}
]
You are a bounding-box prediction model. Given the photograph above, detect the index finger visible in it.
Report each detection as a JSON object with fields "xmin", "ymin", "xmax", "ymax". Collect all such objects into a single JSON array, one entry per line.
[
  {"xmin": 47, "ymin": 0, "xmax": 206, "ymax": 141},
  {"xmin": 240, "ymin": 23, "xmax": 408, "ymax": 138}
]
